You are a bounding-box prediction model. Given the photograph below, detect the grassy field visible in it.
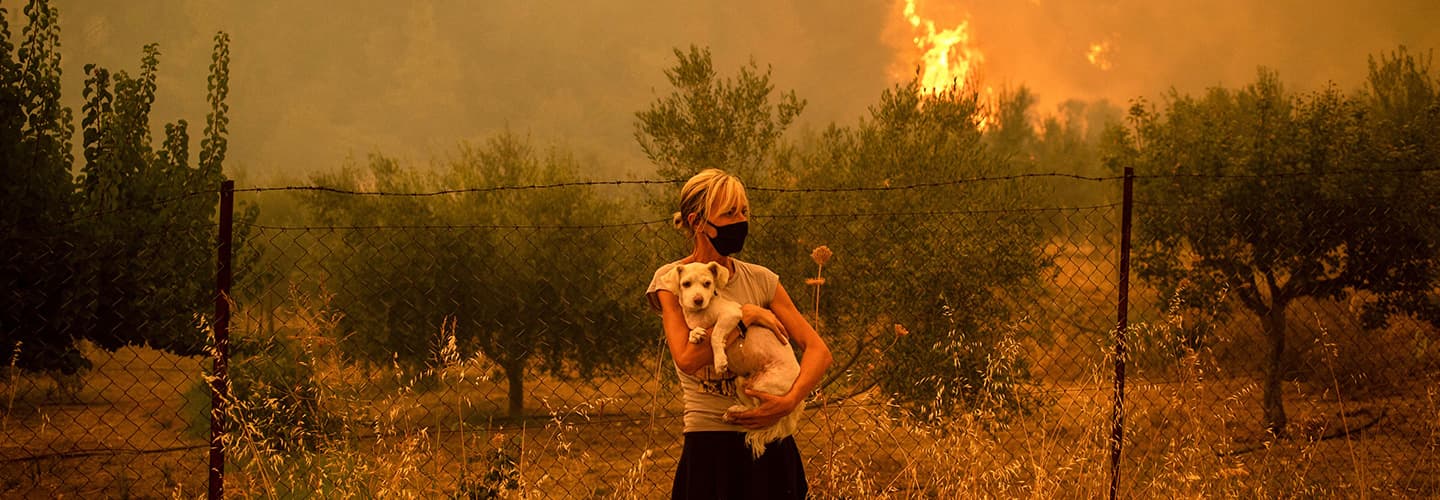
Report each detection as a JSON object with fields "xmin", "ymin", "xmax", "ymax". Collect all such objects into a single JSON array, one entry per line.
[{"xmin": 2, "ymin": 331, "xmax": 1435, "ymax": 498}]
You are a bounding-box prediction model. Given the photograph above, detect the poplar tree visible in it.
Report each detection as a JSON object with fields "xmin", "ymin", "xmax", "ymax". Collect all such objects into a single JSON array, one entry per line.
[{"xmin": 0, "ymin": 0, "xmax": 80, "ymax": 372}]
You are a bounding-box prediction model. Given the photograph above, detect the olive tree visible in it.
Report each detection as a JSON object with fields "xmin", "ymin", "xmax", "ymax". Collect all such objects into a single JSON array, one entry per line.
[
  {"xmin": 1106, "ymin": 57, "xmax": 1439, "ymax": 436},
  {"xmin": 304, "ymin": 133, "xmax": 652, "ymax": 417}
]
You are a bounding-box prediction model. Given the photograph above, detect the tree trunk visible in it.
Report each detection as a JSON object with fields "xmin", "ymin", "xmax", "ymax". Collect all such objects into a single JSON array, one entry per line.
[
  {"xmin": 1261, "ymin": 303, "xmax": 1288, "ymax": 437},
  {"xmin": 506, "ymin": 359, "xmax": 526, "ymax": 418}
]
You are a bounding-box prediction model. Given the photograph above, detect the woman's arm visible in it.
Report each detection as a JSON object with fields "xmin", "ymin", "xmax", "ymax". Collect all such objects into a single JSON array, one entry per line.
[
  {"xmin": 726, "ymin": 283, "xmax": 833, "ymax": 429},
  {"xmin": 656, "ymin": 289, "xmax": 718, "ymax": 375}
]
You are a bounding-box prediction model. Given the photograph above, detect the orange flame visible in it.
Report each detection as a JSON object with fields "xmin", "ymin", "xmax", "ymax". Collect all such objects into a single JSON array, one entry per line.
[
  {"xmin": 1087, "ymin": 41, "xmax": 1113, "ymax": 70},
  {"xmin": 903, "ymin": 0, "xmax": 984, "ymax": 93}
]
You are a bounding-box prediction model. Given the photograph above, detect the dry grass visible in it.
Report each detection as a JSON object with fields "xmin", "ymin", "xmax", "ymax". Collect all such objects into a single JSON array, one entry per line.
[
  {"xmin": 0, "ymin": 341, "xmax": 207, "ymax": 497},
  {"xmin": 2, "ymin": 278, "xmax": 1438, "ymax": 498}
]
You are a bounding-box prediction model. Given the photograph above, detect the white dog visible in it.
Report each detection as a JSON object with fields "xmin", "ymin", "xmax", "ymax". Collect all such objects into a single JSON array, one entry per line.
[{"xmin": 671, "ymin": 262, "xmax": 803, "ymax": 458}]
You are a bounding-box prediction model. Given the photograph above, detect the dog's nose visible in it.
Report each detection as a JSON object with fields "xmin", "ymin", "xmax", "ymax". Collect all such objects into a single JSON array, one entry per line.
[{"xmin": 692, "ymin": 297, "xmax": 704, "ymax": 306}]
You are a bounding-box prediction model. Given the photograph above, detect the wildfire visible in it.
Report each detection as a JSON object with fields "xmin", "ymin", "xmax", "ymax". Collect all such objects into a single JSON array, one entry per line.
[
  {"xmin": 903, "ymin": 0, "xmax": 984, "ymax": 93},
  {"xmin": 1087, "ymin": 41, "xmax": 1113, "ymax": 70}
]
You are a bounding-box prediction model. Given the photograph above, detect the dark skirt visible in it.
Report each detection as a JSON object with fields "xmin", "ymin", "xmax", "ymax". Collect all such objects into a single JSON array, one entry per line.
[{"xmin": 671, "ymin": 431, "xmax": 808, "ymax": 500}]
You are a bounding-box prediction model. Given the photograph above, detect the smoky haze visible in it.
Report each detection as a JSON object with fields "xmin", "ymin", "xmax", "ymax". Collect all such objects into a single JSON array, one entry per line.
[{"xmin": 27, "ymin": 0, "xmax": 1440, "ymax": 180}]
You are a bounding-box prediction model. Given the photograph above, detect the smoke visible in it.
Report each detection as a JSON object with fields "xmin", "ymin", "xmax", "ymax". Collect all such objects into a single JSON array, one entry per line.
[{"xmin": 27, "ymin": 0, "xmax": 1440, "ymax": 179}]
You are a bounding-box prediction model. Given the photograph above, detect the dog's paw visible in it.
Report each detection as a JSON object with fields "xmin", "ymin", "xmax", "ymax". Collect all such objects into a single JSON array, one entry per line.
[
  {"xmin": 688, "ymin": 327, "xmax": 707, "ymax": 344},
  {"xmin": 714, "ymin": 359, "xmax": 728, "ymax": 374}
]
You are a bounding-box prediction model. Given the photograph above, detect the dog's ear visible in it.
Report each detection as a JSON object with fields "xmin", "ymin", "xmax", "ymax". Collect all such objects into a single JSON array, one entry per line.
[
  {"xmin": 659, "ymin": 264, "xmax": 682, "ymax": 293},
  {"xmin": 710, "ymin": 262, "xmax": 731, "ymax": 289}
]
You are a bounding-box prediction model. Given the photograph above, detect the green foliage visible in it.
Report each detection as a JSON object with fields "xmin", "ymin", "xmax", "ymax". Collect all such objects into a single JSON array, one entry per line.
[
  {"xmin": 766, "ymin": 81, "xmax": 1048, "ymax": 423},
  {"xmin": 633, "ymin": 45, "xmax": 806, "ymax": 182},
  {"xmin": 1358, "ymin": 47, "xmax": 1440, "ymax": 327},
  {"xmin": 200, "ymin": 32, "xmax": 229, "ymax": 176},
  {"xmin": 988, "ymin": 86, "xmax": 1038, "ymax": 156},
  {"xmin": 302, "ymin": 133, "xmax": 653, "ymax": 417},
  {"xmin": 69, "ymin": 33, "xmax": 250, "ymax": 358},
  {"xmin": 1, "ymin": 0, "xmax": 82, "ymax": 373},
  {"xmin": 986, "ymin": 86, "xmax": 1123, "ymax": 206},
  {"xmin": 1107, "ymin": 54, "xmax": 1440, "ymax": 435},
  {"xmin": 1, "ymin": 4, "xmax": 248, "ymax": 374}
]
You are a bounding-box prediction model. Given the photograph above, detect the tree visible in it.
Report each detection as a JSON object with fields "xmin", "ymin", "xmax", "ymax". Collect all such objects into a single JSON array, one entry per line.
[
  {"xmin": 1358, "ymin": 47, "xmax": 1440, "ymax": 327},
  {"xmin": 1, "ymin": 1, "xmax": 244, "ymax": 372},
  {"xmin": 768, "ymin": 81, "xmax": 1048, "ymax": 422},
  {"xmin": 986, "ymin": 86, "xmax": 1123, "ymax": 206},
  {"xmin": 0, "ymin": 0, "xmax": 80, "ymax": 372},
  {"xmin": 1107, "ymin": 62, "xmax": 1440, "ymax": 436},
  {"xmin": 69, "ymin": 32, "xmax": 245, "ymax": 357},
  {"xmin": 304, "ymin": 133, "xmax": 652, "ymax": 417},
  {"xmin": 987, "ymin": 85, "xmax": 1038, "ymax": 157},
  {"xmin": 633, "ymin": 45, "xmax": 806, "ymax": 183}
]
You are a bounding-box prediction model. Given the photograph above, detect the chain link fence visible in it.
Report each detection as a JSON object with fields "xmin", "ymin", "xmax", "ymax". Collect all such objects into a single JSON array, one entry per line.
[
  {"xmin": 2, "ymin": 211, "xmax": 217, "ymax": 496},
  {"xmin": 2, "ymin": 173, "xmax": 1438, "ymax": 497}
]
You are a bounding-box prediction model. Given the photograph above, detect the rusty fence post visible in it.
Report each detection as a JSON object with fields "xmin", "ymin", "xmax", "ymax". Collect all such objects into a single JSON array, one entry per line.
[
  {"xmin": 210, "ymin": 180, "xmax": 235, "ymax": 500},
  {"xmin": 1109, "ymin": 167, "xmax": 1134, "ymax": 500}
]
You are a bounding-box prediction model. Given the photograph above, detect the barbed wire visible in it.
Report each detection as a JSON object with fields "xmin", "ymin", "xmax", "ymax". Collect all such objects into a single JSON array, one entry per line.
[
  {"xmin": 243, "ymin": 204, "xmax": 1120, "ymax": 231},
  {"xmin": 244, "ymin": 219, "xmax": 672, "ymax": 231},
  {"xmin": 233, "ymin": 173, "xmax": 1112, "ymax": 197},
  {"xmin": 31, "ymin": 166, "xmax": 1440, "ymax": 229},
  {"xmin": 766, "ymin": 203, "xmax": 1121, "ymax": 220},
  {"xmin": 234, "ymin": 179, "xmax": 679, "ymax": 197},
  {"xmin": 748, "ymin": 172, "xmax": 1122, "ymax": 191},
  {"xmin": 1131, "ymin": 166, "xmax": 1440, "ymax": 181},
  {"xmin": 25, "ymin": 166, "xmax": 1440, "ymax": 234},
  {"xmin": 232, "ymin": 166, "xmax": 1440, "ymax": 197},
  {"xmin": 1134, "ymin": 191, "xmax": 1440, "ymax": 208}
]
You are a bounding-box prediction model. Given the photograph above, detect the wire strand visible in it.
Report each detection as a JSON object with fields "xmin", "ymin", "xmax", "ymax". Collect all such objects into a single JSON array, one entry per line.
[{"xmin": 39, "ymin": 166, "xmax": 1440, "ymax": 224}]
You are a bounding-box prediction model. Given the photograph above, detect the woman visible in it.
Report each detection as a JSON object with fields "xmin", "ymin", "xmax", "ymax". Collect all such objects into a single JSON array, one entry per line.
[{"xmin": 646, "ymin": 168, "xmax": 832, "ymax": 499}]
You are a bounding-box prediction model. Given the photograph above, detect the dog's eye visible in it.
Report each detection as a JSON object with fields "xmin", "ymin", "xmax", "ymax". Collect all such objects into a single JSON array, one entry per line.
[
  {"xmin": 681, "ymin": 281, "xmax": 691, "ymax": 288},
  {"xmin": 703, "ymin": 280, "xmax": 712, "ymax": 288}
]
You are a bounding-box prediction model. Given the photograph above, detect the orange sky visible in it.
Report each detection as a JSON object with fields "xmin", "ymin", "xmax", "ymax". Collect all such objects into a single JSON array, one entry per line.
[{"xmin": 16, "ymin": 0, "xmax": 1440, "ymax": 179}]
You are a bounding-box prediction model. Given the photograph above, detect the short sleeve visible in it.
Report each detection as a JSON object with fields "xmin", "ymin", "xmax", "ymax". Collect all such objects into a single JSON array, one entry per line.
[
  {"xmin": 726, "ymin": 259, "xmax": 780, "ymax": 307},
  {"xmin": 645, "ymin": 262, "xmax": 681, "ymax": 313},
  {"xmin": 754, "ymin": 264, "xmax": 781, "ymax": 306}
]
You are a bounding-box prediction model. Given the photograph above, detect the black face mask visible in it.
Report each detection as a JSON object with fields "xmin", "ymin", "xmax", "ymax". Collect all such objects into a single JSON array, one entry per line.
[{"xmin": 707, "ymin": 220, "xmax": 749, "ymax": 256}]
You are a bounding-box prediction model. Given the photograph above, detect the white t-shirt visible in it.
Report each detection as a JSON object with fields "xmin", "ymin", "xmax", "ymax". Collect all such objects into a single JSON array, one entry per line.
[{"xmin": 647, "ymin": 258, "xmax": 780, "ymax": 433}]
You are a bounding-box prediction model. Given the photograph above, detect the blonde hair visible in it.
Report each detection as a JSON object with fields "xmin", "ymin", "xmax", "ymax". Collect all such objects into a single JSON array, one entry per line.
[{"xmin": 671, "ymin": 169, "xmax": 749, "ymax": 237}]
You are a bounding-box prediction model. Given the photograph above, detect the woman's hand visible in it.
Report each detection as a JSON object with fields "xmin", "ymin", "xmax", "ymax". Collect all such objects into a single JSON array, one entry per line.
[
  {"xmin": 738, "ymin": 303, "xmax": 789, "ymax": 345},
  {"xmin": 726, "ymin": 390, "xmax": 800, "ymax": 429}
]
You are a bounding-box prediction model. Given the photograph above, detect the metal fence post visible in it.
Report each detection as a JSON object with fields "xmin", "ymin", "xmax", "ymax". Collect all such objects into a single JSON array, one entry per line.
[
  {"xmin": 210, "ymin": 180, "xmax": 235, "ymax": 500},
  {"xmin": 1110, "ymin": 167, "xmax": 1134, "ymax": 500}
]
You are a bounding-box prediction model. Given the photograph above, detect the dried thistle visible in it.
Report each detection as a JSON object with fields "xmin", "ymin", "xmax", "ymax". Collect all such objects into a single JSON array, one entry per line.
[
  {"xmin": 893, "ymin": 324, "xmax": 910, "ymax": 337},
  {"xmin": 810, "ymin": 245, "xmax": 833, "ymax": 267},
  {"xmin": 808, "ymin": 246, "xmax": 833, "ymax": 334}
]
